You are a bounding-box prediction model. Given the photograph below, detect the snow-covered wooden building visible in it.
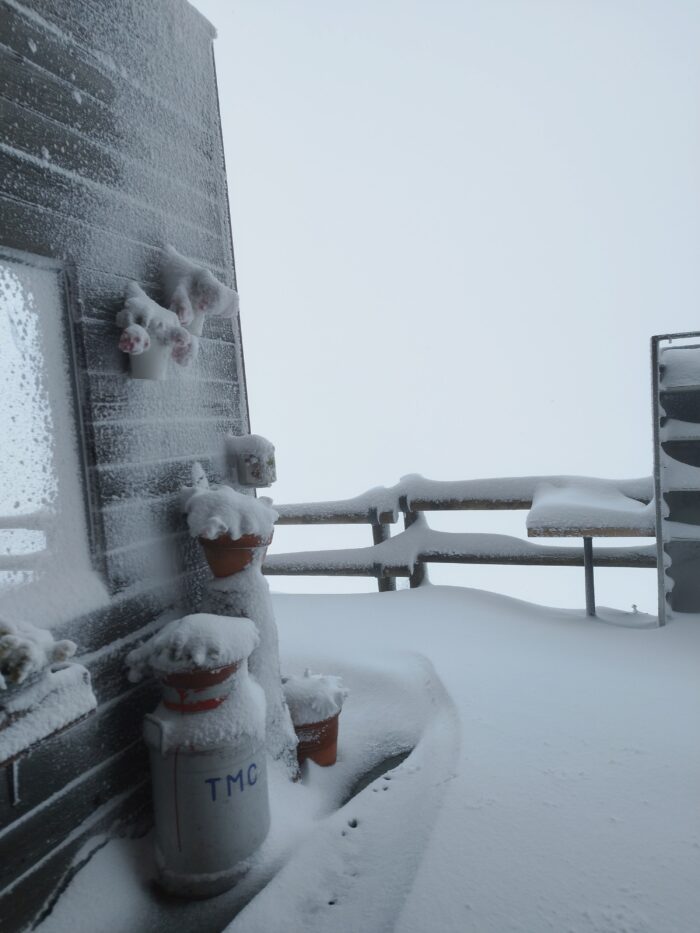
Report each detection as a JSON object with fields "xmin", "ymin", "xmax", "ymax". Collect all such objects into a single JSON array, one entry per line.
[{"xmin": 0, "ymin": 1, "xmax": 249, "ymax": 927}]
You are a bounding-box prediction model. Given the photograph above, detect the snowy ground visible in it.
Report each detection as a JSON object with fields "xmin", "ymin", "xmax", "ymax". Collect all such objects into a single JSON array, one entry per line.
[{"xmin": 38, "ymin": 586, "xmax": 700, "ymax": 933}]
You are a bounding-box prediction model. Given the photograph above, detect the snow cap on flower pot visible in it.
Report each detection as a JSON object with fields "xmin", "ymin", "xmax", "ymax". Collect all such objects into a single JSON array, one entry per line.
[
  {"xmin": 126, "ymin": 613, "xmax": 259, "ymax": 691},
  {"xmin": 225, "ymin": 434, "xmax": 277, "ymax": 488},
  {"xmin": 182, "ymin": 463, "xmax": 278, "ymax": 577},
  {"xmin": 116, "ymin": 283, "xmax": 198, "ymax": 380},
  {"xmin": 283, "ymin": 669, "xmax": 348, "ymax": 767},
  {"xmin": 163, "ymin": 245, "xmax": 239, "ymax": 337}
]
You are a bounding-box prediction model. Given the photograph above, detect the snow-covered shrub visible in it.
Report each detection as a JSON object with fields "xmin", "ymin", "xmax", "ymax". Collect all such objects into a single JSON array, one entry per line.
[
  {"xmin": 283, "ymin": 669, "xmax": 348, "ymax": 726},
  {"xmin": 0, "ymin": 619, "xmax": 76, "ymax": 690},
  {"xmin": 163, "ymin": 246, "xmax": 239, "ymax": 336},
  {"xmin": 182, "ymin": 463, "xmax": 278, "ymax": 541},
  {"xmin": 116, "ymin": 283, "xmax": 198, "ymax": 374}
]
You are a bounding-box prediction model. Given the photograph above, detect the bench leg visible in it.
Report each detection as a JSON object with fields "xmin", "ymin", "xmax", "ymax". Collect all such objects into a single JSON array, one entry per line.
[{"xmin": 583, "ymin": 536, "xmax": 596, "ymax": 617}]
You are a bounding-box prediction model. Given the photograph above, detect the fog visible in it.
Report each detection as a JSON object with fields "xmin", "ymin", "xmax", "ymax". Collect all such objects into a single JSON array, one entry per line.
[{"xmin": 193, "ymin": 0, "xmax": 700, "ymax": 612}]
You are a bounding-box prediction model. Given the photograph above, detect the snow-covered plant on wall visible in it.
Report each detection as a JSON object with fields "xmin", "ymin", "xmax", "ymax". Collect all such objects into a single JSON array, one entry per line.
[
  {"xmin": 0, "ymin": 619, "xmax": 76, "ymax": 690},
  {"xmin": 116, "ymin": 283, "xmax": 198, "ymax": 380},
  {"xmin": 163, "ymin": 245, "xmax": 239, "ymax": 337},
  {"xmin": 0, "ymin": 619, "xmax": 97, "ymax": 766}
]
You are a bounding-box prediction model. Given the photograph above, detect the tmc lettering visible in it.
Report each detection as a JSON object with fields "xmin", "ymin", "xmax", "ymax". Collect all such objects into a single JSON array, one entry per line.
[{"xmin": 204, "ymin": 763, "xmax": 258, "ymax": 802}]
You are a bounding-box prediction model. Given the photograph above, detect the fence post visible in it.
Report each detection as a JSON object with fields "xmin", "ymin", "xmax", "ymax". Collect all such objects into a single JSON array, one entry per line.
[
  {"xmin": 371, "ymin": 512, "xmax": 396, "ymax": 592},
  {"xmin": 400, "ymin": 499, "xmax": 428, "ymax": 588}
]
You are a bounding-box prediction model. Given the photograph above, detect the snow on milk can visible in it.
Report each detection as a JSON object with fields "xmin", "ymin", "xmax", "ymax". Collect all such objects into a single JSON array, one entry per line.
[{"xmin": 126, "ymin": 613, "xmax": 270, "ymax": 898}]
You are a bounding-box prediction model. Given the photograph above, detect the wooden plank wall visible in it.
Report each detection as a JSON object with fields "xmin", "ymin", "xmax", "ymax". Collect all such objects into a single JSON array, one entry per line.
[{"xmin": 0, "ymin": 1, "xmax": 248, "ymax": 927}]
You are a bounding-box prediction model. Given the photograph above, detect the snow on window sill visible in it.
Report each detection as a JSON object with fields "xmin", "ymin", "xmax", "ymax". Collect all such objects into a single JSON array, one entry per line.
[{"xmin": 0, "ymin": 662, "xmax": 97, "ymax": 767}]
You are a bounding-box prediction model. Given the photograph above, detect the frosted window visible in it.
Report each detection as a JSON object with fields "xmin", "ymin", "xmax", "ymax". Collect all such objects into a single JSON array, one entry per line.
[{"xmin": 0, "ymin": 252, "xmax": 107, "ymax": 627}]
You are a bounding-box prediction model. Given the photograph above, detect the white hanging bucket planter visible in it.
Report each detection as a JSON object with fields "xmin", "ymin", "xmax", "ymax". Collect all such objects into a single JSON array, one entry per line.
[
  {"xmin": 225, "ymin": 434, "xmax": 277, "ymax": 488},
  {"xmin": 186, "ymin": 311, "xmax": 206, "ymax": 337},
  {"xmin": 128, "ymin": 341, "xmax": 170, "ymax": 380}
]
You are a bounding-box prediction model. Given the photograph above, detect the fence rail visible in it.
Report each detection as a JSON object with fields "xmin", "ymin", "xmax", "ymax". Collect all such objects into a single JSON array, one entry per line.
[{"xmin": 263, "ymin": 474, "xmax": 657, "ymax": 606}]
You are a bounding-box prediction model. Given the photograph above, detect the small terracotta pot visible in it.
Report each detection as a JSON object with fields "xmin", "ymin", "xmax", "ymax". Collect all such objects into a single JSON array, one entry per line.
[
  {"xmin": 295, "ymin": 712, "xmax": 340, "ymax": 767},
  {"xmin": 198, "ymin": 532, "xmax": 272, "ymax": 577},
  {"xmin": 157, "ymin": 661, "xmax": 240, "ymax": 714}
]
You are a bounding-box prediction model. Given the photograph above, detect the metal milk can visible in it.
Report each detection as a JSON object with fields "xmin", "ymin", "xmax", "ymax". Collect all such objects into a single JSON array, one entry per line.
[{"xmin": 142, "ymin": 630, "xmax": 270, "ymax": 898}]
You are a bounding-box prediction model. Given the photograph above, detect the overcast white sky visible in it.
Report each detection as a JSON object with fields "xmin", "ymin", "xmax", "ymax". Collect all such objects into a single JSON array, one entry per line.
[{"xmin": 194, "ymin": 0, "xmax": 700, "ymax": 612}]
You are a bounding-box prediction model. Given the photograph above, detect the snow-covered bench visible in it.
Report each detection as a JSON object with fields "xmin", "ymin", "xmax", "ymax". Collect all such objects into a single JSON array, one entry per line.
[{"xmin": 525, "ymin": 480, "xmax": 656, "ymax": 616}]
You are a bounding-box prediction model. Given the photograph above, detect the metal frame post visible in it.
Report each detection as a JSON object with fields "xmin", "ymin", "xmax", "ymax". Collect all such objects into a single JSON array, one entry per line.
[
  {"xmin": 371, "ymin": 522, "xmax": 396, "ymax": 592},
  {"xmin": 583, "ymin": 536, "xmax": 596, "ymax": 616}
]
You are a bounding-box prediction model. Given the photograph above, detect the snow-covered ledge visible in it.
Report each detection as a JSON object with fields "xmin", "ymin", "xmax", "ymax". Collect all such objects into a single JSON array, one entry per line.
[{"xmin": 0, "ymin": 621, "xmax": 96, "ymax": 769}]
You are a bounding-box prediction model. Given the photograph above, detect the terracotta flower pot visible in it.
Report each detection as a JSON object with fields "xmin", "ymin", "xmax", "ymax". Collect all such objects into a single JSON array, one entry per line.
[
  {"xmin": 158, "ymin": 661, "xmax": 240, "ymax": 714},
  {"xmin": 198, "ymin": 532, "xmax": 272, "ymax": 578},
  {"xmin": 295, "ymin": 711, "xmax": 340, "ymax": 767}
]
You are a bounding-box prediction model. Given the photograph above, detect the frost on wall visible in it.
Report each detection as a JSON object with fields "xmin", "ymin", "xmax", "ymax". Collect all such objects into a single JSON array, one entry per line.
[{"xmin": 0, "ymin": 254, "xmax": 108, "ymax": 627}]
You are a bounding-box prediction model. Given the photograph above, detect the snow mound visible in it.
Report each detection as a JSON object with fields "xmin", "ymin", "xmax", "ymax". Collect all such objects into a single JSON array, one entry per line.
[
  {"xmin": 126, "ymin": 614, "xmax": 259, "ymax": 682},
  {"xmin": 283, "ymin": 669, "xmax": 348, "ymax": 725},
  {"xmin": 0, "ymin": 619, "xmax": 76, "ymax": 690}
]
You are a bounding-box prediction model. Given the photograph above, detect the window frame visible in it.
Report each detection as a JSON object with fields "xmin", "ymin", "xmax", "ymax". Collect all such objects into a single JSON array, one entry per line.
[{"xmin": 0, "ymin": 245, "xmax": 104, "ymax": 594}]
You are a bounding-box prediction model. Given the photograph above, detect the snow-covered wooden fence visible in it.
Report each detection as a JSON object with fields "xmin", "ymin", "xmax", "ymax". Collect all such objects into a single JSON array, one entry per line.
[{"xmin": 264, "ymin": 475, "xmax": 657, "ymax": 602}]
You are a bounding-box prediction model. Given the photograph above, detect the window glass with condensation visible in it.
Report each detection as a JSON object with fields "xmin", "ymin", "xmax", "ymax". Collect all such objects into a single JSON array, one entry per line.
[{"xmin": 0, "ymin": 250, "xmax": 107, "ymax": 628}]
